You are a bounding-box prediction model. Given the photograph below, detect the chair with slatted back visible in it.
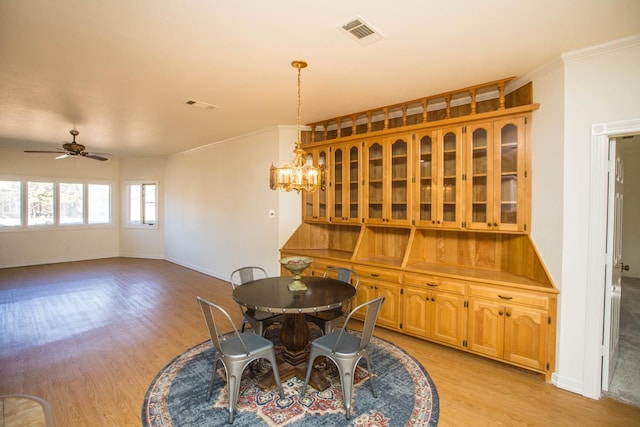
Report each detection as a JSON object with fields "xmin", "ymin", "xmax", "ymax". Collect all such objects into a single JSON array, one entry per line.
[
  {"xmin": 230, "ymin": 266, "xmax": 284, "ymax": 336},
  {"xmin": 301, "ymin": 296, "xmax": 384, "ymax": 420},
  {"xmin": 305, "ymin": 267, "xmax": 360, "ymax": 335},
  {"xmin": 197, "ymin": 296, "xmax": 285, "ymax": 424}
]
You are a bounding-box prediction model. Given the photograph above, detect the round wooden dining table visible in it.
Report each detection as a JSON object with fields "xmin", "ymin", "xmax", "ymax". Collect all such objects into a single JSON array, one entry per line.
[{"xmin": 232, "ymin": 275, "xmax": 356, "ymax": 389}]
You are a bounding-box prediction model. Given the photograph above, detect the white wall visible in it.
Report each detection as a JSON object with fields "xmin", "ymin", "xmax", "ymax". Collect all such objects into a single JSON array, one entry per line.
[
  {"xmin": 535, "ymin": 36, "xmax": 640, "ymax": 396},
  {"xmin": 163, "ymin": 127, "xmax": 301, "ymax": 280},
  {"xmin": 0, "ymin": 149, "xmax": 120, "ymax": 267},
  {"xmin": 119, "ymin": 156, "xmax": 166, "ymax": 259},
  {"xmin": 0, "ymin": 126, "xmax": 300, "ymax": 270},
  {"xmin": 621, "ymin": 138, "xmax": 640, "ymax": 279},
  {"xmin": 528, "ymin": 57, "xmax": 565, "ymax": 285}
]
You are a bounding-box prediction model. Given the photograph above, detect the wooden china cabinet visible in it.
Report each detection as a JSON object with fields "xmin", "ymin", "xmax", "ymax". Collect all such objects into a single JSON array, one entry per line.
[{"xmin": 283, "ymin": 77, "xmax": 558, "ymax": 381}]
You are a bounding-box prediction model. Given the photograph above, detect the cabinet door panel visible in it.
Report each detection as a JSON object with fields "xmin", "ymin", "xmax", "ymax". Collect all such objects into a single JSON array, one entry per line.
[
  {"xmin": 431, "ymin": 292, "xmax": 465, "ymax": 347},
  {"xmin": 504, "ymin": 306, "xmax": 548, "ymax": 370},
  {"xmin": 414, "ymin": 132, "xmax": 438, "ymax": 227},
  {"xmin": 365, "ymin": 141, "xmax": 384, "ymax": 223},
  {"xmin": 403, "ymin": 287, "xmax": 430, "ymax": 337},
  {"xmin": 376, "ymin": 282, "xmax": 401, "ymax": 329},
  {"xmin": 353, "ymin": 279, "xmax": 376, "ymax": 320},
  {"xmin": 303, "ymin": 148, "xmax": 329, "ymax": 222},
  {"xmin": 364, "ymin": 136, "xmax": 411, "ymax": 225},
  {"xmin": 390, "ymin": 137, "xmax": 409, "ymax": 224},
  {"xmin": 348, "ymin": 145, "xmax": 361, "ymax": 222},
  {"xmin": 331, "ymin": 143, "xmax": 361, "ymax": 223},
  {"xmin": 465, "ymin": 123, "xmax": 494, "ymax": 230},
  {"xmin": 494, "ymin": 117, "xmax": 526, "ymax": 232},
  {"xmin": 468, "ymin": 299, "xmax": 503, "ymax": 358},
  {"xmin": 437, "ymin": 127, "xmax": 462, "ymax": 228},
  {"xmin": 332, "ymin": 147, "xmax": 345, "ymax": 220}
]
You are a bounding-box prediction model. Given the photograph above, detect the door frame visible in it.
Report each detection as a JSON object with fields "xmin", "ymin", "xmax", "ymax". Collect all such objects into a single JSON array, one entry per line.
[{"xmin": 584, "ymin": 118, "xmax": 640, "ymax": 399}]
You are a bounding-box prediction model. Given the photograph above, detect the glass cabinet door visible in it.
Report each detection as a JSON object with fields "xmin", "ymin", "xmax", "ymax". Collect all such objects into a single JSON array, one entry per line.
[
  {"xmin": 437, "ymin": 127, "xmax": 461, "ymax": 228},
  {"xmin": 390, "ymin": 137, "xmax": 409, "ymax": 223},
  {"xmin": 441, "ymin": 132, "xmax": 457, "ymax": 224},
  {"xmin": 331, "ymin": 143, "xmax": 361, "ymax": 223},
  {"xmin": 348, "ymin": 145, "xmax": 360, "ymax": 222},
  {"xmin": 332, "ymin": 147, "xmax": 344, "ymax": 221},
  {"xmin": 302, "ymin": 148, "xmax": 329, "ymax": 222},
  {"xmin": 366, "ymin": 141, "xmax": 384, "ymax": 223},
  {"xmin": 464, "ymin": 118, "xmax": 526, "ymax": 232},
  {"xmin": 495, "ymin": 117, "xmax": 526, "ymax": 231},
  {"xmin": 365, "ymin": 137, "xmax": 411, "ymax": 225},
  {"xmin": 415, "ymin": 132, "xmax": 437, "ymax": 226},
  {"xmin": 465, "ymin": 123, "xmax": 494, "ymax": 230}
]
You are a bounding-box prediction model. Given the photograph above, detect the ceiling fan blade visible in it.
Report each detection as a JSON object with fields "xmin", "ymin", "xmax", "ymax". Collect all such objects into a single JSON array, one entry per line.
[
  {"xmin": 56, "ymin": 153, "xmax": 70, "ymax": 159},
  {"xmin": 24, "ymin": 150, "xmax": 64, "ymax": 154},
  {"xmin": 82, "ymin": 153, "xmax": 109, "ymax": 161}
]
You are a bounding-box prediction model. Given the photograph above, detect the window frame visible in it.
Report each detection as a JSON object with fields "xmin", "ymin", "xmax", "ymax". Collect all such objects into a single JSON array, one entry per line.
[
  {"xmin": 124, "ymin": 181, "xmax": 158, "ymax": 228},
  {"xmin": 0, "ymin": 176, "xmax": 114, "ymax": 231}
]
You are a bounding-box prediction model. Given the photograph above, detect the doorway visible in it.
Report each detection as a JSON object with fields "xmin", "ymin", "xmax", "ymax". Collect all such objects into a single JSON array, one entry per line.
[
  {"xmin": 583, "ymin": 118, "xmax": 640, "ymax": 400},
  {"xmin": 605, "ymin": 135, "xmax": 640, "ymax": 406}
]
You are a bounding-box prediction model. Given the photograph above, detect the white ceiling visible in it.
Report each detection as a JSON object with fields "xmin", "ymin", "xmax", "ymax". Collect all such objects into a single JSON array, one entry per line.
[{"xmin": 1, "ymin": 0, "xmax": 639, "ymax": 159}]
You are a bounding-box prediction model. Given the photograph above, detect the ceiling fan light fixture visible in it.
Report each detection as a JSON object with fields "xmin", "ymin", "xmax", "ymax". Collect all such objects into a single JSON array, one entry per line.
[
  {"xmin": 270, "ymin": 60, "xmax": 321, "ymax": 193},
  {"xmin": 23, "ymin": 129, "xmax": 110, "ymax": 161}
]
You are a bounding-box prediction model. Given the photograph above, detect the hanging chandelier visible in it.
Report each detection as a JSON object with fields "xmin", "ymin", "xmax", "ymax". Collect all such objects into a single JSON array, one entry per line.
[{"xmin": 269, "ymin": 60, "xmax": 320, "ymax": 193}]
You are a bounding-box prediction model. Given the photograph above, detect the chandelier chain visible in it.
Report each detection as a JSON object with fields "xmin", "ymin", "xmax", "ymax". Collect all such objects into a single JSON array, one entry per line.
[{"xmin": 297, "ymin": 64, "xmax": 302, "ymax": 146}]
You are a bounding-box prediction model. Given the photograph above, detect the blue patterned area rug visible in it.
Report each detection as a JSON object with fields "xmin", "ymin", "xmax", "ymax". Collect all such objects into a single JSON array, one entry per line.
[{"xmin": 142, "ymin": 326, "xmax": 439, "ymax": 426}]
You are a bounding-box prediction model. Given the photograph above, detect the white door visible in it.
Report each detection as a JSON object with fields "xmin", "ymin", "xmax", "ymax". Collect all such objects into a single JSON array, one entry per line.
[{"xmin": 602, "ymin": 138, "xmax": 624, "ymax": 391}]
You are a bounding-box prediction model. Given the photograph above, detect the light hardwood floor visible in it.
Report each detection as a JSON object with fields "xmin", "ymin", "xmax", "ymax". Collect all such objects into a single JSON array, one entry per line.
[{"xmin": 1, "ymin": 258, "xmax": 638, "ymax": 426}]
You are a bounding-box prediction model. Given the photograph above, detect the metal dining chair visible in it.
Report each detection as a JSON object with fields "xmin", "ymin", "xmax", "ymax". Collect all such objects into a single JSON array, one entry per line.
[
  {"xmin": 305, "ymin": 267, "xmax": 360, "ymax": 335},
  {"xmin": 301, "ymin": 296, "xmax": 385, "ymax": 420},
  {"xmin": 196, "ymin": 297, "xmax": 285, "ymax": 424},
  {"xmin": 230, "ymin": 266, "xmax": 284, "ymax": 336}
]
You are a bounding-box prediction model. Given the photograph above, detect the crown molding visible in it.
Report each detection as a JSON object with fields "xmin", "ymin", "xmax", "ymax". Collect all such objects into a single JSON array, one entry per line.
[{"xmin": 561, "ymin": 33, "xmax": 640, "ymax": 63}]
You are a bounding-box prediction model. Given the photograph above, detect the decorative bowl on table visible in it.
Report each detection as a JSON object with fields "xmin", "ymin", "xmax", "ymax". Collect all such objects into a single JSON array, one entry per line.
[{"xmin": 280, "ymin": 256, "xmax": 313, "ymax": 291}]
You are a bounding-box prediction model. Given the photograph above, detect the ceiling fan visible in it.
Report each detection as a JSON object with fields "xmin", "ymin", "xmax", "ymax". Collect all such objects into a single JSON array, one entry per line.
[{"xmin": 24, "ymin": 129, "xmax": 110, "ymax": 161}]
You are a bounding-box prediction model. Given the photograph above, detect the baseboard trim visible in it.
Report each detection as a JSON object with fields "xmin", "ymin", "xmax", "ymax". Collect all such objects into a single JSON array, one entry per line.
[{"xmin": 552, "ymin": 373, "xmax": 591, "ymax": 398}]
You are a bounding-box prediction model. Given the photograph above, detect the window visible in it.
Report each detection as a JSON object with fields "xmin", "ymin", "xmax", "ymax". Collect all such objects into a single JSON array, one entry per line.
[
  {"xmin": 0, "ymin": 178, "xmax": 113, "ymax": 229},
  {"xmin": 128, "ymin": 183, "xmax": 157, "ymax": 226},
  {"xmin": 28, "ymin": 181, "xmax": 54, "ymax": 226},
  {"xmin": 0, "ymin": 180, "xmax": 21, "ymax": 227},
  {"xmin": 88, "ymin": 184, "xmax": 110, "ymax": 224},
  {"xmin": 60, "ymin": 182, "xmax": 84, "ymax": 225}
]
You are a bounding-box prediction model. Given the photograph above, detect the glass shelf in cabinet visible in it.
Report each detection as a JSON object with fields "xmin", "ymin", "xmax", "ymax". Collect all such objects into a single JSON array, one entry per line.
[{"xmin": 473, "ymin": 140, "xmax": 488, "ymax": 148}]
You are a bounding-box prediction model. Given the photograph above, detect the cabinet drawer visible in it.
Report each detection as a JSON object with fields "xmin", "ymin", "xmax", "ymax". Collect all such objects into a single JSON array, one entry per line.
[
  {"xmin": 356, "ymin": 266, "xmax": 402, "ymax": 284},
  {"xmin": 310, "ymin": 259, "xmax": 351, "ymax": 275},
  {"xmin": 469, "ymin": 285, "xmax": 549, "ymax": 309},
  {"xmin": 403, "ymin": 273, "xmax": 466, "ymax": 295}
]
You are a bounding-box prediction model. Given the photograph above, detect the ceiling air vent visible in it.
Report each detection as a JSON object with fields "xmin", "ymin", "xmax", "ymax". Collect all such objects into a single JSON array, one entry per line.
[{"xmin": 340, "ymin": 16, "xmax": 384, "ymax": 45}]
